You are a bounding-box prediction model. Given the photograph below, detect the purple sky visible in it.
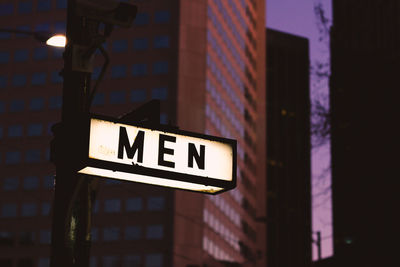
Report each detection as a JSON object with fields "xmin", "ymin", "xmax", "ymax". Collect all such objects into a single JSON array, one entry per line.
[{"xmin": 265, "ymin": 0, "xmax": 333, "ymax": 260}]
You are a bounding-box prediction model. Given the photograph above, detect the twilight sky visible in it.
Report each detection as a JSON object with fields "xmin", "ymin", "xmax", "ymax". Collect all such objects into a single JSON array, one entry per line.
[{"xmin": 265, "ymin": 0, "xmax": 333, "ymax": 260}]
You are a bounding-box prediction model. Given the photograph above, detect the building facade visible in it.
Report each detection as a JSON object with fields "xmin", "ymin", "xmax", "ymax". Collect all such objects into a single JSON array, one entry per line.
[
  {"xmin": 0, "ymin": 0, "xmax": 266, "ymax": 266},
  {"xmin": 265, "ymin": 28, "xmax": 312, "ymax": 267},
  {"xmin": 330, "ymin": 1, "xmax": 399, "ymax": 266}
]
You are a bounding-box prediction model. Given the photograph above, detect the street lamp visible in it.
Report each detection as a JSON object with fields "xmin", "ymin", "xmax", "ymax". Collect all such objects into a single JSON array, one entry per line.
[{"xmin": 0, "ymin": 28, "xmax": 66, "ymax": 47}]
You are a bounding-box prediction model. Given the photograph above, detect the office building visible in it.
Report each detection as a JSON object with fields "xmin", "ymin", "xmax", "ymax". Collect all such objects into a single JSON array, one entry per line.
[
  {"xmin": 0, "ymin": 0, "xmax": 266, "ymax": 266},
  {"xmin": 265, "ymin": 28, "xmax": 312, "ymax": 267}
]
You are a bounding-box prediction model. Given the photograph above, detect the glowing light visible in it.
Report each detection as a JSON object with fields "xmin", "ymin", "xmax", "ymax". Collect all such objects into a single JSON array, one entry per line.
[{"xmin": 46, "ymin": 34, "xmax": 66, "ymax": 47}]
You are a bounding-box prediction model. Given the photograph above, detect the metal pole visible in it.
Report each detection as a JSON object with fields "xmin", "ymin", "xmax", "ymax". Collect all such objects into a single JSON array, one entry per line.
[
  {"xmin": 317, "ymin": 231, "xmax": 322, "ymax": 261},
  {"xmin": 50, "ymin": 1, "xmax": 95, "ymax": 266}
]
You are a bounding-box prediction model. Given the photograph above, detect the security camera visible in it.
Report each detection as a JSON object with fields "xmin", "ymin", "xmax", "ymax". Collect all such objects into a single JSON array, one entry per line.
[{"xmin": 76, "ymin": 0, "xmax": 138, "ymax": 28}]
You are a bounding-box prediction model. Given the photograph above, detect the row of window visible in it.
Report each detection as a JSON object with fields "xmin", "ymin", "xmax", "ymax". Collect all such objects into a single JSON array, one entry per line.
[
  {"xmin": 111, "ymin": 36, "xmax": 170, "ymax": 52},
  {"xmin": 207, "ymin": 193, "xmax": 241, "ymax": 227},
  {"xmin": 91, "ymin": 224, "xmax": 164, "ymax": 241},
  {"xmin": 0, "ymin": 0, "xmax": 67, "ymax": 16},
  {"xmin": 0, "ymin": 149, "xmax": 45, "ymax": 164},
  {"xmin": 0, "ymin": 229, "xmax": 51, "ymax": 246},
  {"xmin": 203, "ymin": 235, "xmax": 234, "ymax": 262},
  {"xmin": 99, "ymin": 196, "xmax": 165, "ymax": 213},
  {"xmin": 134, "ymin": 11, "xmax": 171, "ymax": 25},
  {"xmin": 0, "ymin": 22, "xmax": 66, "ymax": 40},
  {"xmin": 0, "ymin": 202, "xmax": 51, "ymax": 218},
  {"xmin": 1, "ymin": 123, "xmax": 45, "ymax": 138},
  {"xmin": 1, "ymin": 175, "xmax": 53, "ymax": 191}
]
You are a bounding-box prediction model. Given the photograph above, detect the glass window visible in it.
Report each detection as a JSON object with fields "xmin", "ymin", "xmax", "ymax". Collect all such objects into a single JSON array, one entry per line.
[
  {"xmin": 133, "ymin": 38, "xmax": 148, "ymax": 50},
  {"xmin": 0, "ymin": 101, "xmax": 5, "ymax": 113},
  {"xmin": 124, "ymin": 226, "xmax": 141, "ymax": 240},
  {"xmin": 153, "ymin": 61, "xmax": 168, "ymax": 74},
  {"xmin": 25, "ymin": 149, "xmax": 41, "ymax": 163},
  {"xmin": 103, "ymin": 227, "xmax": 119, "ymax": 241},
  {"xmin": 123, "ymin": 255, "xmax": 140, "ymax": 267},
  {"xmin": 134, "ymin": 13, "xmax": 149, "ymax": 25},
  {"xmin": 0, "ymin": 126, "xmax": 2, "ymax": 139},
  {"xmin": 2, "ymin": 177, "xmax": 19, "ymax": 191},
  {"xmin": 110, "ymin": 91, "xmax": 125, "ymax": 104},
  {"xmin": 104, "ymin": 199, "xmax": 121, "ymax": 213},
  {"xmin": 14, "ymin": 49, "xmax": 29, "ymax": 62},
  {"xmin": 35, "ymin": 23, "xmax": 50, "ymax": 32},
  {"xmin": 154, "ymin": 11, "xmax": 170, "ymax": 23},
  {"xmin": 153, "ymin": 36, "xmax": 169, "ymax": 48},
  {"xmin": 151, "ymin": 87, "xmax": 168, "ymax": 100},
  {"xmin": 15, "ymin": 25, "xmax": 30, "ymax": 38},
  {"xmin": 145, "ymin": 253, "xmax": 163, "ymax": 267},
  {"xmin": 112, "ymin": 40, "xmax": 128, "ymax": 52},
  {"xmin": 91, "ymin": 228, "xmax": 98, "ymax": 241},
  {"xmin": 49, "ymin": 96, "xmax": 62, "ymax": 109},
  {"xmin": 33, "ymin": 47, "xmax": 48, "ymax": 60},
  {"xmin": 0, "ymin": 3, "xmax": 13, "ymax": 16},
  {"xmin": 92, "ymin": 93, "xmax": 104, "ymax": 106},
  {"xmin": 0, "ymin": 75, "xmax": 7, "ymax": 88},
  {"xmin": 1, "ymin": 203, "xmax": 17, "ymax": 218},
  {"xmin": 19, "ymin": 231, "xmax": 35, "ymax": 246},
  {"xmin": 21, "ymin": 203, "xmax": 37, "ymax": 217},
  {"xmin": 89, "ymin": 257, "xmax": 97, "ymax": 267},
  {"xmin": 0, "ymin": 231, "xmax": 14, "ymax": 246},
  {"xmin": 92, "ymin": 66, "xmax": 101, "ymax": 80},
  {"xmin": 37, "ymin": 0, "xmax": 51, "ymax": 11},
  {"xmin": 147, "ymin": 197, "xmax": 165, "ymax": 211},
  {"xmin": 51, "ymin": 71, "xmax": 63, "ymax": 83},
  {"xmin": 43, "ymin": 175, "xmax": 54, "ymax": 189},
  {"xmin": 111, "ymin": 65, "xmax": 127, "ymax": 78},
  {"xmin": 27, "ymin": 123, "xmax": 42, "ymax": 136},
  {"xmin": 18, "ymin": 1, "xmax": 32, "ymax": 14},
  {"xmin": 103, "ymin": 256, "xmax": 119, "ymax": 267},
  {"xmin": 41, "ymin": 202, "xmax": 51, "ymax": 216},
  {"xmin": 0, "ymin": 32, "xmax": 11, "ymax": 39},
  {"xmin": 39, "ymin": 230, "xmax": 51, "ymax": 244},
  {"xmin": 0, "ymin": 51, "xmax": 10, "ymax": 64},
  {"xmin": 12, "ymin": 74, "xmax": 27, "ymax": 87},
  {"xmin": 29, "ymin": 97, "xmax": 45, "ymax": 111},
  {"xmin": 5, "ymin": 151, "xmax": 21, "ymax": 164},
  {"xmin": 56, "ymin": 0, "xmax": 67, "ymax": 9},
  {"xmin": 146, "ymin": 225, "xmax": 163, "ymax": 239},
  {"xmin": 54, "ymin": 21, "xmax": 66, "ymax": 33},
  {"xmin": 38, "ymin": 258, "xmax": 50, "ymax": 267},
  {"xmin": 31, "ymin": 72, "xmax": 47, "ymax": 85},
  {"xmin": 10, "ymin": 99, "xmax": 24, "ymax": 112},
  {"xmin": 126, "ymin": 198, "xmax": 142, "ymax": 212},
  {"xmin": 23, "ymin": 176, "xmax": 39, "ymax": 190},
  {"xmin": 132, "ymin": 63, "xmax": 147, "ymax": 76},
  {"xmin": 8, "ymin": 125, "xmax": 23, "ymax": 137},
  {"xmin": 53, "ymin": 47, "xmax": 63, "ymax": 58},
  {"xmin": 130, "ymin": 89, "xmax": 146, "ymax": 102}
]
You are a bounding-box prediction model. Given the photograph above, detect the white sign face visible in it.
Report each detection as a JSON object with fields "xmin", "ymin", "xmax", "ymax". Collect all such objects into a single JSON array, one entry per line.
[{"xmin": 78, "ymin": 118, "xmax": 236, "ymax": 193}]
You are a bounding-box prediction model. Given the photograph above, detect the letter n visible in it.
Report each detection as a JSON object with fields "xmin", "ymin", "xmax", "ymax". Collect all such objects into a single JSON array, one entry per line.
[{"xmin": 188, "ymin": 143, "xmax": 205, "ymax": 169}]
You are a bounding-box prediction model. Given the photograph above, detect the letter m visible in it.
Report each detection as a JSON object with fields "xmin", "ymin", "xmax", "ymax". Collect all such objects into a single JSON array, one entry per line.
[{"xmin": 118, "ymin": 127, "xmax": 144, "ymax": 163}]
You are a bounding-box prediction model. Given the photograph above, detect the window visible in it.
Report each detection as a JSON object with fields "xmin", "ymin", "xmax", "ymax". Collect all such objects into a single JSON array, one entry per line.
[
  {"xmin": 91, "ymin": 228, "xmax": 98, "ymax": 241},
  {"xmin": 92, "ymin": 93, "xmax": 104, "ymax": 106},
  {"xmin": 51, "ymin": 71, "xmax": 63, "ymax": 83},
  {"xmin": 33, "ymin": 47, "xmax": 48, "ymax": 60},
  {"xmin": 5, "ymin": 151, "xmax": 21, "ymax": 164},
  {"xmin": 110, "ymin": 91, "xmax": 125, "ymax": 104},
  {"xmin": 123, "ymin": 255, "xmax": 140, "ymax": 267},
  {"xmin": 15, "ymin": 25, "xmax": 30, "ymax": 38},
  {"xmin": 132, "ymin": 63, "xmax": 147, "ymax": 76},
  {"xmin": 126, "ymin": 198, "xmax": 142, "ymax": 212},
  {"xmin": 41, "ymin": 202, "xmax": 50, "ymax": 216},
  {"xmin": 111, "ymin": 65, "xmax": 127, "ymax": 78},
  {"xmin": 43, "ymin": 175, "xmax": 54, "ymax": 189},
  {"xmin": 28, "ymin": 123, "xmax": 42, "ymax": 136},
  {"xmin": 37, "ymin": 0, "xmax": 51, "ymax": 11},
  {"xmin": 130, "ymin": 89, "xmax": 146, "ymax": 102},
  {"xmin": 49, "ymin": 96, "xmax": 62, "ymax": 109},
  {"xmin": 133, "ymin": 38, "xmax": 148, "ymax": 50},
  {"xmin": 53, "ymin": 48, "xmax": 63, "ymax": 58},
  {"xmin": 0, "ymin": 231, "xmax": 14, "ymax": 246},
  {"xmin": 31, "ymin": 72, "xmax": 46, "ymax": 85},
  {"xmin": 92, "ymin": 66, "xmax": 101, "ymax": 80},
  {"xmin": 54, "ymin": 21, "xmax": 66, "ymax": 33},
  {"xmin": 18, "ymin": 1, "xmax": 32, "ymax": 14},
  {"xmin": 39, "ymin": 230, "xmax": 51, "ymax": 244},
  {"xmin": 103, "ymin": 227, "xmax": 119, "ymax": 241},
  {"xmin": 154, "ymin": 11, "xmax": 170, "ymax": 23},
  {"xmin": 23, "ymin": 176, "xmax": 39, "ymax": 190},
  {"xmin": 1, "ymin": 203, "xmax": 17, "ymax": 218},
  {"xmin": 146, "ymin": 225, "xmax": 163, "ymax": 239},
  {"xmin": 151, "ymin": 87, "xmax": 168, "ymax": 100},
  {"xmin": 0, "ymin": 3, "xmax": 13, "ymax": 16},
  {"xmin": 35, "ymin": 23, "xmax": 50, "ymax": 32},
  {"xmin": 147, "ymin": 196, "xmax": 165, "ymax": 211},
  {"xmin": 0, "ymin": 126, "xmax": 2, "ymax": 139},
  {"xmin": 112, "ymin": 40, "xmax": 128, "ymax": 52},
  {"xmin": 0, "ymin": 51, "xmax": 10, "ymax": 64},
  {"xmin": 21, "ymin": 203, "xmax": 37, "ymax": 217},
  {"xmin": 2, "ymin": 177, "xmax": 18, "ymax": 191},
  {"xmin": 134, "ymin": 13, "xmax": 149, "ymax": 25},
  {"xmin": 124, "ymin": 226, "xmax": 141, "ymax": 240},
  {"xmin": 0, "ymin": 75, "xmax": 7, "ymax": 88},
  {"xmin": 14, "ymin": 49, "xmax": 29, "ymax": 62},
  {"xmin": 25, "ymin": 149, "xmax": 41, "ymax": 163},
  {"xmin": 0, "ymin": 32, "xmax": 11, "ymax": 39},
  {"xmin": 56, "ymin": 0, "xmax": 67, "ymax": 9},
  {"xmin": 38, "ymin": 258, "xmax": 49, "ymax": 267},
  {"xmin": 0, "ymin": 101, "xmax": 5, "ymax": 113},
  {"xmin": 19, "ymin": 231, "xmax": 35, "ymax": 246},
  {"xmin": 104, "ymin": 199, "xmax": 121, "ymax": 213},
  {"xmin": 8, "ymin": 125, "xmax": 23, "ymax": 137},
  {"xmin": 145, "ymin": 254, "xmax": 163, "ymax": 267},
  {"xmin": 153, "ymin": 61, "xmax": 168, "ymax": 74},
  {"xmin": 103, "ymin": 256, "xmax": 119, "ymax": 267},
  {"xmin": 10, "ymin": 99, "xmax": 24, "ymax": 112},
  {"xmin": 90, "ymin": 257, "xmax": 97, "ymax": 267},
  {"xmin": 153, "ymin": 36, "xmax": 169, "ymax": 48},
  {"xmin": 12, "ymin": 74, "xmax": 27, "ymax": 87},
  {"xmin": 29, "ymin": 97, "xmax": 44, "ymax": 111}
]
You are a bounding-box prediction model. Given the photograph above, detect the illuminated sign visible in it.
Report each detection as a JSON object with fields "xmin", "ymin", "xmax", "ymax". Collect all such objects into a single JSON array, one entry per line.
[{"xmin": 77, "ymin": 115, "xmax": 236, "ymax": 194}]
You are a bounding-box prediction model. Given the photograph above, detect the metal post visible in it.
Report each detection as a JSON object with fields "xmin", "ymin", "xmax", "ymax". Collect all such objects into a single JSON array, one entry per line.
[
  {"xmin": 317, "ymin": 231, "xmax": 322, "ymax": 261},
  {"xmin": 50, "ymin": 1, "xmax": 95, "ymax": 266}
]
